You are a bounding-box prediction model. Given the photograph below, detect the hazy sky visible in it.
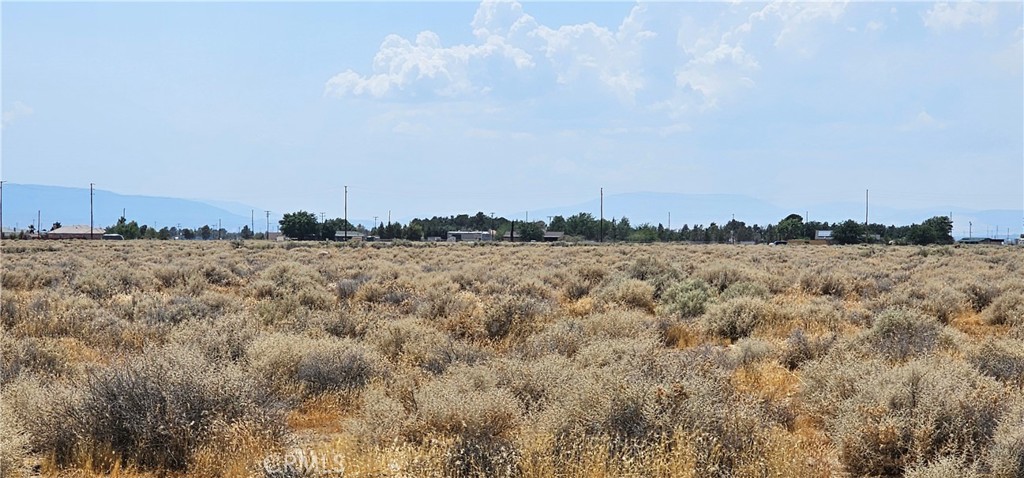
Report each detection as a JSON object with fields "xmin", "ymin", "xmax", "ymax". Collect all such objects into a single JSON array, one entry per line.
[{"xmin": 3, "ymin": 1, "xmax": 1022, "ymax": 220}]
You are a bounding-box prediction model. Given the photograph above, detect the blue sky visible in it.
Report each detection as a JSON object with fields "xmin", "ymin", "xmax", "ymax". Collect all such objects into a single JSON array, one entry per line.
[{"xmin": 2, "ymin": 1, "xmax": 1022, "ymax": 223}]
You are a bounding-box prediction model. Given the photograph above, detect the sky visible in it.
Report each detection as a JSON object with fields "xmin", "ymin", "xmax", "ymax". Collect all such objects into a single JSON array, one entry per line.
[{"xmin": 2, "ymin": 1, "xmax": 1022, "ymax": 223}]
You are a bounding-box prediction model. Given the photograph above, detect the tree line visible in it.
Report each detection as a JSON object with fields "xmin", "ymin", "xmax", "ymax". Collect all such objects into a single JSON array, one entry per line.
[
  {"xmin": 31, "ymin": 210, "xmax": 955, "ymax": 246},
  {"xmin": 283, "ymin": 210, "xmax": 952, "ymax": 246}
]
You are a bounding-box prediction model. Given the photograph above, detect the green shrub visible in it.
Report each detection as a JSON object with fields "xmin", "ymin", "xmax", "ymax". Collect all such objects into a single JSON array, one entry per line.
[{"xmin": 659, "ymin": 279, "xmax": 713, "ymax": 319}]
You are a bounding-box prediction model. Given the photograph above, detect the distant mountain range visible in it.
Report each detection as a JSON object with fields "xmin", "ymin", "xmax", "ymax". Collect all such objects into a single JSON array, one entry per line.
[
  {"xmin": 2, "ymin": 184, "xmax": 267, "ymax": 233},
  {"xmin": 3, "ymin": 184, "xmax": 1020, "ymax": 240}
]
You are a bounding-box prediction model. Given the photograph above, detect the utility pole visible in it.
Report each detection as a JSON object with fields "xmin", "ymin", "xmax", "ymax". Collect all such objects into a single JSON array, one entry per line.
[
  {"xmin": 0, "ymin": 180, "xmax": 5, "ymax": 240},
  {"xmin": 218, "ymin": 219, "xmax": 222, "ymax": 240},
  {"xmin": 90, "ymin": 183, "xmax": 95, "ymax": 240},
  {"xmin": 969, "ymin": 221, "xmax": 972, "ymax": 238},
  {"xmin": 37, "ymin": 210, "xmax": 41, "ymax": 235},
  {"xmin": 266, "ymin": 210, "xmax": 270, "ymax": 240},
  {"xmin": 599, "ymin": 187, "xmax": 604, "ymax": 243},
  {"xmin": 864, "ymin": 189, "xmax": 869, "ymax": 243},
  {"xmin": 668, "ymin": 212, "xmax": 671, "ymax": 232},
  {"xmin": 251, "ymin": 210, "xmax": 254, "ymax": 238},
  {"xmin": 343, "ymin": 186, "xmax": 348, "ymax": 240},
  {"xmin": 373, "ymin": 216, "xmax": 378, "ymax": 234},
  {"xmin": 864, "ymin": 189, "xmax": 869, "ymax": 226}
]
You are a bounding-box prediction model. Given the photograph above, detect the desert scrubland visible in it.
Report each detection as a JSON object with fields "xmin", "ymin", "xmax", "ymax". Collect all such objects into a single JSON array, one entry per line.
[{"xmin": 1, "ymin": 240, "xmax": 1022, "ymax": 477}]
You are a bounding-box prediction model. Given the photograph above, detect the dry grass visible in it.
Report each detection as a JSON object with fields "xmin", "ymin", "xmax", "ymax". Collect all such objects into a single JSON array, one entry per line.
[{"xmin": 1, "ymin": 240, "xmax": 1022, "ymax": 477}]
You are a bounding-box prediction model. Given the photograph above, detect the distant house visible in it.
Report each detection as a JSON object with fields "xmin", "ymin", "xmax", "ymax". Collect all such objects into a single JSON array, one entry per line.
[
  {"xmin": 334, "ymin": 231, "xmax": 365, "ymax": 242},
  {"xmin": 448, "ymin": 231, "xmax": 493, "ymax": 242},
  {"xmin": 958, "ymin": 237, "xmax": 1004, "ymax": 245},
  {"xmin": 47, "ymin": 225, "xmax": 107, "ymax": 240},
  {"xmin": 543, "ymin": 231, "xmax": 565, "ymax": 242}
]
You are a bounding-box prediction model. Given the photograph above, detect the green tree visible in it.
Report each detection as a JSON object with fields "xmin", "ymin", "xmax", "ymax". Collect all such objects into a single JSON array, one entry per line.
[
  {"xmin": 776, "ymin": 214, "xmax": 804, "ymax": 240},
  {"xmin": 629, "ymin": 224, "xmax": 658, "ymax": 242},
  {"xmin": 279, "ymin": 211, "xmax": 319, "ymax": 240},
  {"xmin": 157, "ymin": 227, "xmax": 171, "ymax": 240},
  {"xmin": 565, "ymin": 213, "xmax": 597, "ymax": 239},
  {"xmin": 548, "ymin": 215, "xmax": 566, "ymax": 232},
  {"xmin": 51, "ymin": 221, "xmax": 62, "ymax": 231},
  {"xmin": 199, "ymin": 225, "xmax": 213, "ymax": 240},
  {"xmin": 181, "ymin": 228, "xmax": 195, "ymax": 240},
  {"xmin": 107, "ymin": 216, "xmax": 141, "ymax": 239},
  {"xmin": 922, "ymin": 216, "xmax": 954, "ymax": 244},
  {"xmin": 240, "ymin": 225, "xmax": 254, "ymax": 240},
  {"xmin": 515, "ymin": 221, "xmax": 545, "ymax": 241},
  {"xmin": 320, "ymin": 218, "xmax": 355, "ymax": 240},
  {"xmin": 404, "ymin": 223, "xmax": 424, "ymax": 241},
  {"xmin": 907, "ymin": 224, "xmax": 937, "ymax": 245},
  {"xmin": 831, "ymin": 219, "xmax": 865, "ymax": 245}
]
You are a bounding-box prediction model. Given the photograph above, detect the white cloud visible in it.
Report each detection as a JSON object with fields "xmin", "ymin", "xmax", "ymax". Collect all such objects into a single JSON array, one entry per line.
[
  {"xmin": 325, "ymin": 1, "xmax": 654, "ymax": 103},
  {"xmin": 1, "ymin": 101, "xmax": 33, "ymax": 128},
  {"xmin": 923, "ymin": 2, "xmax": 998, "ymax": 32},
  {"xmin": 745, "ymin": 1, "xmax": 848, "ymax": 56},
  {"xmin": 325, "ymin": 31, "xmax": 533, "ymax": 98}
]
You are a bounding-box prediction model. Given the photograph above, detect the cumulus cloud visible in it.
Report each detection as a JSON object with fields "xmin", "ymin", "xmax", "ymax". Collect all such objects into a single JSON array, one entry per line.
[
  {"xmin": 923, "ymin": 2, "xmax": 997, "ymax": 31},
  {"xmin": 746, "ymin": 1, "xmax": 848, "ymax": 55},
  {"xmin": 326, "ymin": 1, "xmax": 863, "ymax": 116},
  {"xmin": 1, "ymin": 101, "xmax": 33, "ymax": 128},
  {"xmin": 325, "ymin": 31, "xmax": 532, "ymax": 98},
  {"xmin": 325, "ymin": 0, "xmax": 654, "ymax": 103}
]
